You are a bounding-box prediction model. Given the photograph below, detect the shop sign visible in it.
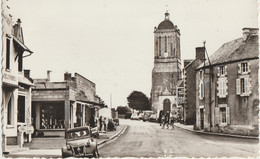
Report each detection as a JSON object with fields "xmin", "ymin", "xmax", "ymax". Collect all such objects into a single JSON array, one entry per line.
[{"xmin": 18, "ymin": 125, "xmax": 34, "ymax": 134}]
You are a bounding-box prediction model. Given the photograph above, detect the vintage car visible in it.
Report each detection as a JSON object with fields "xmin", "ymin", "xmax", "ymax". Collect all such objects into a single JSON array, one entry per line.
[{"xmin": 61, "ymin": 126, "xmax": 99, "ymax": 158}]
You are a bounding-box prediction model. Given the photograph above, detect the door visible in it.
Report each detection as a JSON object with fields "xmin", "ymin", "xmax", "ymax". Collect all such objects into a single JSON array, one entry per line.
[
  {"xmin": 200, "ymin": 108, "xmax": 204, "ymax": 129},
  {"xmin": 163, "ymin": 99, "xmax": 171, "ymax": 114}
]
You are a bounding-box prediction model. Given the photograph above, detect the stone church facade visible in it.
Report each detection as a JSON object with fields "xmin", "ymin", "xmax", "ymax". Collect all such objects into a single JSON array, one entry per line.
[{"xmin": 151, "ymin": 11, "xmax": 182, "ymax": 114}]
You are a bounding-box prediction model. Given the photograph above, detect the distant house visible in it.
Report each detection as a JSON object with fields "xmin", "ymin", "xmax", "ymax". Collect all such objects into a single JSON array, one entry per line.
[
  {"xmin": 31, "ymin": 72, "xmax": 106, "ymax": 137},
  {"xmin": 183, "ymin": 47, "xmax": 205, "ymax": 125},
  {"xmin": 196, "ymin": 28, "xmax": 259, "ymax": 136},
  {"xmin": 1, "ymin": 2, "xmax": 34, "ymax": 152}
]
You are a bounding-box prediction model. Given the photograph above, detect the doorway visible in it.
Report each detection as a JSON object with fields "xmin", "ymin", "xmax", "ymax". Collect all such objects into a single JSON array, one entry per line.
[
  {"xmin": 200, "ymin": 108, "xmax": 204, "ymax": 129},
  {"xmin": 163, "ymin": 98, "xmax": 171, "ymax": 113}
]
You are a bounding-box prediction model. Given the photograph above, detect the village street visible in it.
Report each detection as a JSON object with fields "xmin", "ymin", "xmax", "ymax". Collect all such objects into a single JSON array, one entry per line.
[{"xmin": 99, "ymin": 119, "xmax": 259, "ymax": 158}]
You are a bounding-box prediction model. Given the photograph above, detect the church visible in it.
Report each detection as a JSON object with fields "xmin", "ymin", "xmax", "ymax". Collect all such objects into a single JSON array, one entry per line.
[{"xmin": 151, "ymin": 11, "xmax": 182, "ymax": 114}]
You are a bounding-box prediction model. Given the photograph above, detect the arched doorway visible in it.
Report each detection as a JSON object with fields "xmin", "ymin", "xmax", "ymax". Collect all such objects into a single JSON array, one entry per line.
[{"xmin": 163, "ymin": 98, "xmax": 171, "ymax": 113}]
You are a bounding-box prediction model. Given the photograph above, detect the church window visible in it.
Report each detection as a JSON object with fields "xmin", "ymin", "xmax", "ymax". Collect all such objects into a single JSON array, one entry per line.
[
  {"xmin": 159, "ymin": 37, "xmax": 161, "ymax": 56},
  {"xmin": 171, "ymin": 43, "xmax": 173, "ymax": 56},
  {"xmin": 165, "ymin": 36, "xmax": 167, "ymax": 52}
]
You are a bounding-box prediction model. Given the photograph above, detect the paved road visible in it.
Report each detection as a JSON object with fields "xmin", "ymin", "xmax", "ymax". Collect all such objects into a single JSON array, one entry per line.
[{"xmin": 99, "ymin": 119, "xmax": 259, "ymax": 158}]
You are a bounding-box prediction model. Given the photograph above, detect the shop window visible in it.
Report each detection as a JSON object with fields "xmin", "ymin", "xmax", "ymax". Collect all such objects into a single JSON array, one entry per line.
[
  {"xmin": 7, "ymin": 97, "xmax": 13, "ymax": 125},
  {"xmin": 40, "ymin": 104, "xmax": 64, "ymax": 129},
  {"xmin": 75, "ymin": 103, "xmax": 82, "ymax": 127},
  {"xmin": 6, "ymin": 38, "xmax": 10, "ymax": 70},
  {"xmin": 17, "ymin": 96, "xmax": 25, "ymax": 123}
]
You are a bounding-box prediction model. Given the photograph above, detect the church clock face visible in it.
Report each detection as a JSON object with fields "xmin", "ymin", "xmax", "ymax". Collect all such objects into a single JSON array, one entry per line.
[{"xmin": 164, "ymin": 52, "xmax": 168, "ymax": 57}]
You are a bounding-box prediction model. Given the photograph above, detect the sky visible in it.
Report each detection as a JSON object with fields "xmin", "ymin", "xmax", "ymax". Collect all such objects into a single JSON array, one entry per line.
[{"xmin": 6, "ymin": 0, "xmax": 258, "ymax": 108}]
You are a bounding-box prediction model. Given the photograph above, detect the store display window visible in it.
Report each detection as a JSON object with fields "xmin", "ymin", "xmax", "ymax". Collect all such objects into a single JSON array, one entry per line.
[{"xmin": 40, "ymin": 103, "xmax": 64, "ymax": 129}]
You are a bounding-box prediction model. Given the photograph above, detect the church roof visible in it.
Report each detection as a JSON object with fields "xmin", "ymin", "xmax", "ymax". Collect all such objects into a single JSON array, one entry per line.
[{"xmin": 158, "ymin": 11, "xmax": 174, "ymax": 30}]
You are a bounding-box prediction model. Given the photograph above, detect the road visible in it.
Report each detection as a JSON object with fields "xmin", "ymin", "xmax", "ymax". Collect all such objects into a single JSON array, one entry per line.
[{"xmin": 99, "ymin": 119, "xmax": 259, "ymax": 158}]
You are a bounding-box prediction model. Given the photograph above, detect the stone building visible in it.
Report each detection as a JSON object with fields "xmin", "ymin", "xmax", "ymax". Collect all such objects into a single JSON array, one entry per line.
[
  {"xmin": 31, "ymin": 72, "xmax": 106, "ymax": 137},
  {"xmin": 1, "ymin": 1, "xmax": 34, "ymax": 152},
  {"xmin": 183, "ymin": 47, "xmax": 205, "ymax": 125},
  {"xmin": 195, "ymin": 28, "xmax": 259, "ymax": 136},
  {"xmin": 151, "ymin": 11, "xmax": 182, "ymax": 114}
]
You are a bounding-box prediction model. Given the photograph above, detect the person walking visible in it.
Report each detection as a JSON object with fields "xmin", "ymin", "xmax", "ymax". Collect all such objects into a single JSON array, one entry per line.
[
  {"xmin": 170, "ymin": 113, "xmax": 175, "ymax": 129},
  {"xmin": 99, "ymin": 116, "xmax": 103, "ymax": 131},
  {"xmin": 103, "ymin": 117, "xmax": 107, "ymax": 131},
  {"xmin": 163, "ymin": 111, "xmax": 170, "ymax": 129},
  {"xmin": 158, "ymin": 110, "xmax": 164, "ymax": 126}
]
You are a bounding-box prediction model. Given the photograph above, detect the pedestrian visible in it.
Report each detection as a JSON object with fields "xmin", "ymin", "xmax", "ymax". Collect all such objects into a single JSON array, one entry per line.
[
  {"xmin": 158, "ymin": 110, "xmax": 164, "ymax": 126},
  {"xmin": 103, "ymin": 117, "xmax": 107, "ymax": 131},
  {"xmin": 161, "ymin": 114, "xmax": 165, "ymax": 128},
  {"xmin": 99, "ymin": 116, "xmax": 103, "ymax": 131},
  {"xmin": 163, "ymin": 111, "xmax": 170, "ymax": 129},
  {"xmin": 170, "ymin": 114, "xmax": 175, "ymax": 129}
]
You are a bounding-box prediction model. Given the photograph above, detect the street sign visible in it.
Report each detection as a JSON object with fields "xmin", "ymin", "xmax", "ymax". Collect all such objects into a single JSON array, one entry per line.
[
  {"xmin": 18, "ymin": 124, "xmax": 34, "ymax": 134},
  {"xmin": 18, "ymin": 125, "xmax": 27, "ymax": 133}
]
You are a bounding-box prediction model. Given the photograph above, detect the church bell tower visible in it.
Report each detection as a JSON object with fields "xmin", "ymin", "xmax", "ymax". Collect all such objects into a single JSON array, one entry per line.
[{"xmin": 151, "ymin": 11, "xmax": 182, "ymax": 113}]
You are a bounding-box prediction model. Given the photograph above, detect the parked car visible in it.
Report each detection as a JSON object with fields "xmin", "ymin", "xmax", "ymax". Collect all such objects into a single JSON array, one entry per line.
[
  {"xmin": 125, "ymin": 112, "xmax": 132, "ymax": 119},
  {"xmin": 131, "ymin": 113, "xmax": 139, "ymax": 120},
  {"xmin": 61, "ymin": 126, "xmax": 99, "ymax": 158},
  {"xmin": 113, "ymin": 118, "xmax": 119, "ymax": 126},
  {"xmin": 149, "ymin": 114, "xmax": 157, "ymax": 122},
  {"xmin": 138, "ymin": 113, "xmax": 144, "ymax": 120},
  {"xmin": 107, "ymin": 118, "xmax": 117, "ymax": 131},
  {"xmin": 143, "ymin": 110, "xmax": 154, "ymax": 122}
]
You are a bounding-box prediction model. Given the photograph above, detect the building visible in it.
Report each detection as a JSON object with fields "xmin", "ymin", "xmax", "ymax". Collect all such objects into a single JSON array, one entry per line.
[
  {"xmin": 183, "ymin": 47, "xmax": 205, "ymax": 125},
  {"xmin": 175, "ymin": 80, "xmax": 184, "ymax": 122},
  {"xmin": 31, "ymin": 72, "xmax": 106, "ymax": 137},
  {"xmin": 1, "ymin": 1, "xmax": 34, "ymax": 151},
  {"xmin": 151, "ymin": 11, "xmax": 182, "ymax": 114},
  {"xmin": 195, "ymin": 28, "xmax": 259, "ymax": 136}
]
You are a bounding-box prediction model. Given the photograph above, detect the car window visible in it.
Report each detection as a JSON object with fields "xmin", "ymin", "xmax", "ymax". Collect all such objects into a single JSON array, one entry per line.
[{"xmin": 67, "ymin": 129, "xmax": 90, "ymax": 139}]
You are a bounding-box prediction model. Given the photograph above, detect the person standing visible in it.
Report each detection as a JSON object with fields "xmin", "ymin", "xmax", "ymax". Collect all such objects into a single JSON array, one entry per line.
[
  {"xmin": 103, "ymin": 117, "xmax": 107, "ymax": 131},
  {"xmin": 163, "ymin": 111, "xmax": 170, "ymax": 129},
  {"xmin": 99, "ymin": 116, "xmax": 103, "ymax": 131},
  {"xmin": 158, "ymin": 110, "xmax": 164, "ymax": 126}
]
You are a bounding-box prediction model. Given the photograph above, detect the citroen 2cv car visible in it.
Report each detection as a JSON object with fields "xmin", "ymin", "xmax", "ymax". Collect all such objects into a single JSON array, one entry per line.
[{"xmin": 61, "ymin": 126, "xmax": 99, "ymax": 158}]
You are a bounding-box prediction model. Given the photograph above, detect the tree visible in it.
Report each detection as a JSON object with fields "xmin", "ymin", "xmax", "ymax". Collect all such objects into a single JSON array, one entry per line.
[
  {"xmin": 127, "ymin": 91, "xmax": 150, "ymax": 110},
  {"xmin": 116, "ymin": 106, "xmax": 131, "ymax": 114}
]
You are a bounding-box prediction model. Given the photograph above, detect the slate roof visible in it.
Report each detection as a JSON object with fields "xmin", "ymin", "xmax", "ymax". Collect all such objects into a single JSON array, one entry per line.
[{"xmin": 198, "ymin": 34, "xmax": 259, "ymax": 69}]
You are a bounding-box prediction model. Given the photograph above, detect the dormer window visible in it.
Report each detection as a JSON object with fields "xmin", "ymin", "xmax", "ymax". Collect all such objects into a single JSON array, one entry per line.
[
  {"xmin": 238, "ymin": 62, "xmax": 250, "ymax": 74},
  {"xmin": 220, "ymin": 66, "xmax": 225, "ymax": 76}
]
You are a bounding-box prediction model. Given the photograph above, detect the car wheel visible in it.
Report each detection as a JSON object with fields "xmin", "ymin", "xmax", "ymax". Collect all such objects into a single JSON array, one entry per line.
[{"xmin": 93, "ymin": 150, "xmax": 99, "ymax": 158}]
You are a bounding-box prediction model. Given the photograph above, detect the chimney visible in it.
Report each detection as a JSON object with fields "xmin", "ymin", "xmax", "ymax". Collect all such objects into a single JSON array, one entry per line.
[
  {"xmin": 24, "ymin": 69, "xmax": 30, "ymax": 78},
  {"xmin": 47, "ymin": 70, "xmax": 51, "ymax": 81},
  {"xmin": 242, "ymin": 28, "xmax": 258, "ymax": 41},
  {"xmin": 196, "ymin": 47, "xmax": 205, "ymax": 60},
  {"xmin": 64, "ymin": 72, "xmax": 72, "ymax": 81}
]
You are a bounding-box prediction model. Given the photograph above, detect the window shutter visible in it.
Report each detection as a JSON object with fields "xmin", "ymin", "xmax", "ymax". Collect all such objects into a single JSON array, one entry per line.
[
  {"xmin": 202, "ymin": 83, "xmax": 204, "ymax": 98},
  {"xmin": 217, "ymin": 67, "xmax": 220, "ymax": 77},
  {"xmin": 224, "ymin": 66, "xmax": 227, "ymax": 76},
  {"xmin": 248, "ymin": 62, "xmax": 251, "ymax": 73},
  {"xmin": 225, "ymin": 79, "xmax": 228, "ymax": 96},
  {"xmin": 244, "ymin": 78, "xmax": 248, "ymax": 95},
  {"xmin": 215, "ymin": 107, "xmax": 219, "ymax": 125},
  {"xmin": 238, "ymin": 63, "xmax": 241, "ymax": 74},
  {"xmin": 236, "ymin": 79, "xmax": 240, "ymax": 95},
  {"xmin": 226, "ymin": 107, "xmax": 230, "ymax": 125},
  {"xmin": 216, "ymin": 80, "xmax": 220, "ymax": 96},
  {"xmin": 247, "ymin": 78, "xmax": 252, "ymax": 95}
]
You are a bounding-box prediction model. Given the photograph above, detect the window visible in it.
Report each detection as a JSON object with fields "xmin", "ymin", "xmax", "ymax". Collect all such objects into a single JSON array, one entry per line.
[
  {"xmin": 220, "ymin": 107, "xmax": 226, "ymax": 123},
  {"xmin": 7, "ymin": 96, "xmax": 13, "ymax": 125},
  {"xmin": 220, "ymin": 66, "xmax": 225, "ymax": 76},
  {"xmin": 6, "ymin": 38, "xmax": 10, "ymax": 70},
  {"xmin": 236, "ymin": 77, "xmax": 251, "ymax": 96},
  {"xmin": 158, "ymin": 37, "xmax": 161, "ymax": 56},
  {"xmin": 170, "ymin": 43, "xmax": 173, "ymax": 56},
  {"xmin": 217, "ymin": 78, "xmax": 228, "ymax": 98},
  {"xmin": 199, "ymin": 82, "xmax": 204, "ymax": 99},
  {"xmin": 17, "ymin": 96, "xmax": 25, "ymax": 123},
  {"xmin": 241, "ymin": 63, "xmax": 248, "ymax": 73},
  {"xmin": 18, "ymin": 53, "xmax": 23, "ymax": 72},
  {"xmin": 199, "ymin": 70, "xmax": 203, "ymax": 80},
  {"xmin": 165, "ymin": 36, "xmax": 167, "ymax": 52},
  {"xmin": 238, "ymin": 62, "xmax": 250, "ymax": 74}
]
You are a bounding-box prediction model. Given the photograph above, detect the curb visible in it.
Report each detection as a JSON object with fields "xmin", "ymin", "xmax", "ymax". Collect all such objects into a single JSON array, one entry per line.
[
  {"xmin": 175, "ymin": 124, "xmax": 259, "ymax": 140},
  {"xmin": 97, "ymin": 125, "xmax": 128, "ymax": 147}
]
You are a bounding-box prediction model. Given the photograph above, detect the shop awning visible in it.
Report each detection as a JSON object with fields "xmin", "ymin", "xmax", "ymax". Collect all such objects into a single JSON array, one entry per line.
[
  {"xmin": 75, "ymin": 96, "xmax": 107, "ymax": 108},
  {"xmin": 13, "ymin": 36, "xmax": 33, "ymax": 55}
]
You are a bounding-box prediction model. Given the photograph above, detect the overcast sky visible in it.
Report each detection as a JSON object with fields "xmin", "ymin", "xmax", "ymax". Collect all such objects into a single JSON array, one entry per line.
[{"xmin": 7, "ymin": 0, "xmax": 258, "ymax": 108}]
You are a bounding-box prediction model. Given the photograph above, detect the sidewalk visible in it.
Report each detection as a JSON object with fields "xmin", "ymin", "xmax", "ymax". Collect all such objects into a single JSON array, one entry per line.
[
  {"xmin": 4, "ymin": 124, "xmax": 127, "ymax": 158},
  {"xmin": 174, "ymin": 122, "xmax": 259, "ymax": 140}
]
